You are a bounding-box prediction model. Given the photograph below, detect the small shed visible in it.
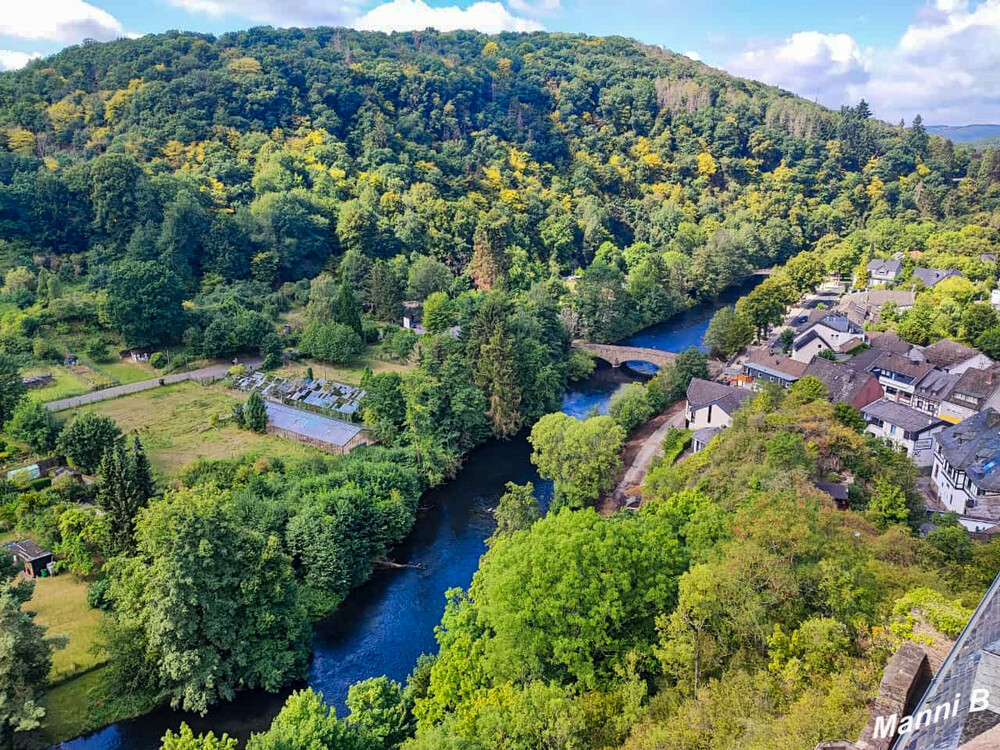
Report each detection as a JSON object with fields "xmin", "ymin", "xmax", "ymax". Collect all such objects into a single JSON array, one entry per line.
[
  {"xmin": 64, "ymin": 353, "xmax": 77, "ymax": 366},
  {"xmin": 4, "ymin": 540, "xmax": 54, "ymax": 577},
  {"xmin": 814, "ymin": 481, "xmax": 850, "ymax": 509}
]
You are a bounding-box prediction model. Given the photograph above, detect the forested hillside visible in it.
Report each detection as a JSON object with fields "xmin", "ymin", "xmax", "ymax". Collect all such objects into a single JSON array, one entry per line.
[
  {"xmin": 3, "ymin": 26, "xmax": 1000, "ymax": 750},
  {"xmin": 0, "ymin": 28, "xmax": 990, "ymax": 346}
]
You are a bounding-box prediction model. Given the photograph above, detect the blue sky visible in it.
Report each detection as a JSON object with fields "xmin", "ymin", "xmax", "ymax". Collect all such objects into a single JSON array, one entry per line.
[{"xmin": 2, "ymin": 0, "xmax": 999, "ymax": 124}]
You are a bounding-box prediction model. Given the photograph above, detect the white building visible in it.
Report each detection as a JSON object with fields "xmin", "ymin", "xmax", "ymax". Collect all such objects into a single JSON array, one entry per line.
[
  {"xmin": 861, "ymin": 397, "xmax": 945, "ymax": 468},
  {"xmin": 866, "ymin": 259, "xmax": 902, "ymax": 286},
  {"xmin": 932, "ymin": 409, "xmax": 1000, "ymax": 532},
  {"xmin": 685, "ymin": 378, "xmax": 753, "ymax": 451},
  {"xmin": 789, "ymin": 313, "xmax": 866, "ymax": 363}
]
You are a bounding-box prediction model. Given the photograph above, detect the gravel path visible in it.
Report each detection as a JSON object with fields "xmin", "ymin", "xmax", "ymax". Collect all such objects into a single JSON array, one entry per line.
[{"xmin": 45, "ymin": 357, "xmax": 262, "ymax": 412}]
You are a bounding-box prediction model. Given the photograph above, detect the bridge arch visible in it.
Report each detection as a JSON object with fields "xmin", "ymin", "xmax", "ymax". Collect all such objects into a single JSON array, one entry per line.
[{"xmin": 573, "ymin": 342, "xmax": 677, "ymax": 371}]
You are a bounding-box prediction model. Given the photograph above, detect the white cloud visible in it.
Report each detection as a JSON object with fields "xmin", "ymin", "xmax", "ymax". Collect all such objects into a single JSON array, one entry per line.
[
  {"xmin": 725, "ymin": 1, "xmax": 1000, "ymax": 123},
  {"xmin": 354, "ymin": 0, "xmax": 542, "ymax": 33},
  {"xmin": 728, "ymin": 31, "xmax": 869, "ymax": 106},
  {"xmin": 0, "ymin": 0, "xmax": 123, "ymax": 43},
  {"xmin": 682, "ymin": 50, "xmax": 701, "ymax": 61},
  {"xmin": 0, "ymin": 49, "xmax": 42, "ymax": 71}
]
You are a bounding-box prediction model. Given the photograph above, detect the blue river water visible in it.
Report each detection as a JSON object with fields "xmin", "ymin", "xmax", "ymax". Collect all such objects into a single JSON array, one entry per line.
[{"xmin": 53, "ymin": 277, "xmax": 760, "ymax": 750}]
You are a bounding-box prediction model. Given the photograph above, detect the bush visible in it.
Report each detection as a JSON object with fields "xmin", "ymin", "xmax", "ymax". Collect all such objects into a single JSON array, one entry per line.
[
  {"xmin": 57, "ymin": 412, "xmax": 123, "ymax": 473},
  {"xmin": 609, "ymin": 382, "xmax": 654, "ymax": 433},
  {"xmin": 227, "ymin": 364, "xmax": 248, "ymax": 378},
  {"xmin": 301, "ymin": 322, "xmax": 364, "ymax": 364},
  {"xmin": 7, "ymin": 399, "xmax": 61, "ymax": 453},
  {"xmin": 85, "ymin": 337, "xmax": 112, "ymax": 362},
  {"xmin": 150, "ymin": 351, "xmax": 167, "ymax": 369}
]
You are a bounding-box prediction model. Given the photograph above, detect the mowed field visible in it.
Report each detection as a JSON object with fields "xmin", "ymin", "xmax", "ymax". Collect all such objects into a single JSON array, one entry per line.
[{"xmin": 62, "ymin": 381, "xmax": 325, "ymax": 475}]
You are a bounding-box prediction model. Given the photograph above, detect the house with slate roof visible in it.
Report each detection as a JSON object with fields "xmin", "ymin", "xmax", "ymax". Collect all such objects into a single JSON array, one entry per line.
[
  {"xmin": 939, "ymin": 366, "xmax": 1000, "ymax": 425},
  {"xmin": 739, "ymin": 348, "xmax": 808, "ymax": 389},
  {"xmin": 921, "ymin": 340, "xmax": 993, "ymax": 375},
  {"xmin": 913, "ymin": 268, "xmax": 963, "ymax": 289},
  {"xmin": 790, "ymin": 312, "xmax": 867, "ymax": 363},
  {"xmin": 802, "ymin": 356, "xmax": 884, "ymax": 409},
  {"xmin": 862, "ymin": 397, "xmax": 946, "ymax": 467},
  {"xmin": 931, "ymin": 409, "xmax": 1000, "ymax": 532},
  {"xmin": 867, "ymin": 259, "xmax": 903, "ymax": 286},
  {"xmin": 685, "ymin": 378, "xmax": 753, "ymax": 452}
]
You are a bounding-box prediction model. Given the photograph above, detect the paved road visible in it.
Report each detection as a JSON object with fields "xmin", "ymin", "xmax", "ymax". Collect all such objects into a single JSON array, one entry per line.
[{"xmin": 45, "ymin": 357, "xmax": 262, "ymax": 412}]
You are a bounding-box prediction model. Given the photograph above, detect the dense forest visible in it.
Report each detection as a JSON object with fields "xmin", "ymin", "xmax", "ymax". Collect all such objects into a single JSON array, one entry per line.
[{"xmin": 2, "ymin": 24, "xmax": 1000, "ymax": 750}]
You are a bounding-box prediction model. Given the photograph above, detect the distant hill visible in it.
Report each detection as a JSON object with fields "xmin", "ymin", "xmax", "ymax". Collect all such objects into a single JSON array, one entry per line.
[{"xmin": 927, "ymin": 124, "xmax": 1000, "ymax": 145}]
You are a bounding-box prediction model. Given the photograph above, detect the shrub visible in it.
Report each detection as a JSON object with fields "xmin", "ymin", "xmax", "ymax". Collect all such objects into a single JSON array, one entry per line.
[
  {"xmin": 85, "ymin": 337, "xmax": 112, "ymax": 362},
  {"xmin": 150, "ymin": 351, "xmax": 167, "ymax": 369}
]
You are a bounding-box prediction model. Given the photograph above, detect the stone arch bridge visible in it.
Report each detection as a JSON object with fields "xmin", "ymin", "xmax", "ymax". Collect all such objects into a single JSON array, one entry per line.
[{"xmin": 574, "ymin": 341, "xmax": 678, "ymax": 370}]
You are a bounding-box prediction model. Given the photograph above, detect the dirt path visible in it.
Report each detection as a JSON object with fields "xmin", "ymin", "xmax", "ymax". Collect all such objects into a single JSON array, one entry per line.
[
  {"xmin": 45, "ymin": 357, "xmax": 262, "ymax": 412},
  {"xmin": 597, "ymin": 401, "xmax": 686, "ymax": 514}
]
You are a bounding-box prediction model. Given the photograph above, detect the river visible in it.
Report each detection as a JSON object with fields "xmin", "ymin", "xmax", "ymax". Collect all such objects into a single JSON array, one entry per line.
[{"xmin": 55, "ymin": 277, "xmax": 759, "ymax": 750}]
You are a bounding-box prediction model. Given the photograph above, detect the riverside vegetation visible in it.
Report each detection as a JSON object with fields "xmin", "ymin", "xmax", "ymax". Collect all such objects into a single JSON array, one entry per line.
[{"xmin": 0, "ymin": 25, "xmax": 999, "ymax": 750}]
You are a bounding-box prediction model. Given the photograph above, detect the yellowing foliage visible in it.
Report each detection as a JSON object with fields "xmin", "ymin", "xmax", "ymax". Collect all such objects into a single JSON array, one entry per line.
[
  {"xmin": 104, "ymin": 79, "xmax": 146, "ymax": 124},
  {"xmin": 227, "ymin": 57, "xmax": 262, "ymax": 74},
  {"xmin": 697, "ymin": 151, "xmax": 718, "ymax": 178},
  {"xmin": 5, "ymin": 127, "xmax": 35, "ymax": 155}
]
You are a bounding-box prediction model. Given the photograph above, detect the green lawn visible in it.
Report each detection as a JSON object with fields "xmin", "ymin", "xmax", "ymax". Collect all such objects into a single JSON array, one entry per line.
[
  {"xmin": 64, "ymin": 381, "xmax": 325, "ymax": 476},
  {"xmin": 26, "ymin": 573, "xmax": 106, "ymax": 682},
  {"xmin": 24, "ymin": 366, "xmax": 91, "ymax": 402},
  {"xmin": 41, "ymin": 667, "xmax": 106, "ymax": 744},
  {"xmin": 83, "ymin": 356, "xmax": 155, "ymax": 385}
]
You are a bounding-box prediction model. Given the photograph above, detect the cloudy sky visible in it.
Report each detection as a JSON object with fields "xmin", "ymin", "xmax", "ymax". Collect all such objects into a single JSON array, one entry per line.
[{"xmin": 0, "ymin": 0, "xmax": 997, "ymax": 125}]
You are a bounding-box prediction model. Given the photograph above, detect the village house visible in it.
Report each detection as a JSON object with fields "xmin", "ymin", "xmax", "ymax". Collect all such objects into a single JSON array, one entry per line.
[
  {"xmin": 862, "ymin": 398, "xmax": 945, "ymax": 467},
  {"xmin": 866, "ymin": 259, "xmax": 902, "ymax": 286},
  {"xmin": 838, "ymin": 289, "xmax": 916, "ymax": 325},
  {"xmin": 685, "ymin": 378, "xmax": 753, "ymax": 452},
  {"xmin": 790, "ymin": 312, "xmax": 866, "ymax": 363},
  {"xmin": 866, "ymin": 330, "xmax": 916, "ymax": 356},
  {"xmin": 919, "ymin": 339, "xmax": 993, "ymax": 375},
  {"xmin": 912, "ymin": 267, "xmax": 962, "ymax": 289},
  {"xmin": 931, "ymin": 409, "xmax": 1000, "ymax": 532},
  {"xmin": 802, "ymin": 356, "xmax": 884, "ymax": 409},
  {"xmin": 911, "ymin": 368, "xmax": 960, "ymax": 418},
  {"xmin": 738, "ymin": 348, "xmax": 808, "ymax": 389},
  {"xmin": 402, "ymin": 301, "xmax": 425, "ymax": 333},
  {"xmin": 991, "ymin": 287, "xmax": 1000, "ymax": 311},
  {"xmin": 862, "ymin": 351, "xmax": 936, "ymax": 408},
  {"xmin": 938, "ymin": 365, "xmax": 1000, "ymax": 424},
  {"xmin": 3, "ymin": 540, "xmax": 54, "ymax": 578},
  {"xmin": 120, "ymin": 347, "xmax": 152, "ymax": 363}
]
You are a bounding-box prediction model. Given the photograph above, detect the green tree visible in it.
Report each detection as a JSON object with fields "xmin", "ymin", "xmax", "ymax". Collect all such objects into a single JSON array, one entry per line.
[
  {"xmin": 779, "ymin": 327, "xmax": 795, "ymax": 354},
  {"xmin": 105, "ymin": 486, "xmax": 310, "ymax": 713},
  {"xmin": 786, "ymin": 375, "xmax": 830, "ymax": 406},
  {"xmin": 528, "ymin": 414, "xmax": 625, "ymax": 509},
  {"xmin": 244, "ymin": 391, "xmax": 269, "ymax": 434},
  {"xmin": 160, "ymin": 723, "xmax": 238, "ymax": 750},
  {"xmin": 57, "ymin": 412, "xmax": 123, "ymax": 473},
  {"xmin": 406, "ymin": 257, "xmax": 454, "ymax": 300},
  {"xmin": 422, "ymin": 292, "xmax": 455, "ymax": 334},
  {"xmin": 346, "ymin": 676, "xmax": 415, "ymax": 748},
  {"xmin": 101, "ymin": 261, "xmax": 187, "ymax": 348},
  {"xmin": 0, "ymin": 354, "xmax": 26, "ymax": 429},
  {"xmin": 7, "ymin": 398, "xmax": 60, "ymax": 452},
  {"xmin": 487, "ymin": 482, "xmax": 541, "ymax": 545},
  {"xmin": 301, "ymin": 322, "xmax": 364, "ymax": 364},
  {"xmin": 469, "ymin": 210, "xmax": 510, "ymax": 291},
  {"xmin": 0, "ymin": 551, "xmax": 59, "ymax": 744},
  {"xmin": 98, "ymin": 438, "xmax": 155, "ymax": 554},
  {"xmin": 867, "ymin": 479, "xmax": 910, "ymax": 530},
  {"xmin": 668, "ymin": 347, "xmax": 710, "ymax": 401},
  {"xmin": 833, "ymin": 402, "xmax": 866, "ymax": 432},
  {"xmin": 609, "ymin": 382, "xmax": 654, "ymax": 433},
  {"xmin": 704, "ymin": 307, "xmax": 754, "ymax": 358},
  {"xmin": 248, "ymin": 688, "xmax": 369, "ymax": 750},
  {"xmin": 336, "ymin": 283, "xmax": 364, "ymax": 337},
  {"xmin": 361, "ymin": 372, "xmax": 406, "ymax": 445}
]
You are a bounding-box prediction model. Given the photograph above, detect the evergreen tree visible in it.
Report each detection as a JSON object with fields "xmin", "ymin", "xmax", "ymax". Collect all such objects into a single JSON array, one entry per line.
[
  {"xmin": 335, "ymin": 283, "xmax": 364, "ymax": 337},
  {"xmin": 245, "ymin": 391, "xmax": 268, "ymax": 434},
  {"xmin": 0, "ymin": 354, "xmax": 25, "ymax": 429}
]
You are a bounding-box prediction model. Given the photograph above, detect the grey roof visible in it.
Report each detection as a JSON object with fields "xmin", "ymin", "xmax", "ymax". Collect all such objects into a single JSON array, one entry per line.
[
  {"xmin": 948, "ymin": 366, "xmax": 1000, "ymax": 407},
  {"xmin": 846, "ymin": 347, "xmax": 892, "ymax": 373},
  {"xmin": 839, "ymin": 289, "xmax": 916, "ymax": 309},
  {"xmin": 803, "ymin": 356, "xmax": 880, "ymax": 405},
  {"xmin": 922, "ymin": 339, "xmax": 983, "ymax": 370},
  {"xmin": 894, "ymin": 571, "xmax": 1000, "ymax": 749},
  {"xmin": 867, "ymin": 259, "xmax": 902, "ymax": 275},
  {"xmin": 868, "ymin": 352, "xmax": 937, "ymax": 383},
  {"xmin": 685, "ymin": 378, "xmax": 753, "ymax": 415},
  {"xmin": 3, "ymin": 540, "xmax": 51, "ymax": 562},
  {"xmin": 744, "ymin": 349, "xmax": 809, "ymax": 380},
  {"xmin": 692, "ymin": 426, "xmax": 721, "ymax": 445},
  {"xmin": 813, "ymin": 481, "xmax": 849, "ymax": 501},
  {"xmin": 913, "ymin": 267, "xmax": 962, "ymax": 288},
  {"xmin": 862, "ymin": 397, "xmax": 944, "ymax": 432},
  {"xmin": 935, "ymin": 409, "xmax": 1000, "ymax": 492},
  {"xmin": 265, "ymin": 402, "xmax": 364, "ymax": 447},
  {"xmin": 867, "ymin": 331, "xmax": 917, "ymax": 355},
  {"xmin": 915, "ymin": 369, "xmax": 960, "ymax": 401}
]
